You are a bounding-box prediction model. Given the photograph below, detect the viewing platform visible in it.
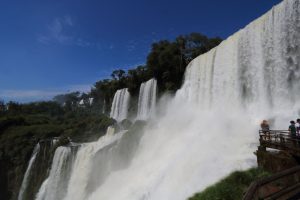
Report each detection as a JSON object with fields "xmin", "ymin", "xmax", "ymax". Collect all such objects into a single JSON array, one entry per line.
[
  {"xmin": 259, "ymin": 130, "xmax": 300, "ymax": 157},
  {"xmin": 242, "ymin": 130, "xmax": 300, "ymax": 200}
]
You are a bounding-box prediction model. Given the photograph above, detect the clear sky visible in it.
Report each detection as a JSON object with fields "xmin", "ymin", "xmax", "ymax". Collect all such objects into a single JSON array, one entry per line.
[{"xmin": 0, "ymin": 0, "xmax": 282, "ymax": 102}]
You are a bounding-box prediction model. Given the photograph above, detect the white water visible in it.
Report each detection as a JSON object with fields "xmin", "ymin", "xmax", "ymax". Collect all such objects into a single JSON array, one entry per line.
[
  {"xmin": 63, "ymin": 129, "xmax": 126, "ymax": 200},
  {"xmin": 137, "ymin": 78, "xmax": 157, "ymax": 120},
  {"xmin": 110, "ymin": 88, "xmax": 130, "ymax": 121},
  {"xmin": 86, "ymin": 0, "xmax": 300, "ymax": 199},
  {"xmin": 18, "ymin": 144, "xmax": 40, "ymax": 200},
  {"xmin": 34, "ymin": 0, "xmax": 300, "ymax": 199},
  {"xmin": 35, "ymin": 146, "xmax": 77, "ymax": 200},
  {"xmin": 102, "ymin": 99, "xmax": 106, "ymax": 114}
]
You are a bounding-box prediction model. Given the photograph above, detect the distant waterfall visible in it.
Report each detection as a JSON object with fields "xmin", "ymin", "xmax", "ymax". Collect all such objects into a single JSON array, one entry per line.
[
  {"xmin": 18, "ymin": 144, "xmax": 40, "ymax": 200},
  {"xmin": 137, "ymin": 78, "xmax": 157, "ymax": 120},
  {"xmin": 110, "ymin": 88, "xmax": 130, "ymax": 121},
  {"xmin": 35, "ymin": 146, "xmax": 78, "ymax": 200},
  {"xmin": 102, "ymin": 99, "xmax": 106, "ymax": 114}
]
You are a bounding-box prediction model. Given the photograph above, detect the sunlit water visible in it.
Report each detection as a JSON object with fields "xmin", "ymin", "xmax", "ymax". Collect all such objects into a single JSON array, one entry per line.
[
  {"xmin": 137, "ymin": 78, "xmax": 157, "ymax": 120},
  {"xmin": 110, "ymin": 88, "xmax": 130, "ymax": 122}
]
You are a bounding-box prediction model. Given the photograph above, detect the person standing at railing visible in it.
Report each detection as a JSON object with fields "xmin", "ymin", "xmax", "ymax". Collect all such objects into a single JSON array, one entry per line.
[
  {"xmin": 289, "ymin": 121, "xmax": 297, "ymax": 146},
  {"xmin": 261, "ymin": 120, "xmax": 270, "ymax": 140},
  {"xmin": 296, "ymin": 119, "xmax": 300, "ymax": 137},
  {"xmin": 261, "ymin": 120, "xmax": 270, "ymax": 132}
]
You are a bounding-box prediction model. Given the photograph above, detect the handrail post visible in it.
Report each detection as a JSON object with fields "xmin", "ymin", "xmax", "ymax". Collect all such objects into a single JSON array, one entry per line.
[{"xmin": 280, "ymin": 134, "xmax": 285, "ymax": 144}]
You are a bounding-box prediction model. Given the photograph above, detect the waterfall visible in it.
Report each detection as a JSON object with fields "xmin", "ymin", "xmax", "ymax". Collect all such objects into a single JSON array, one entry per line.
[
  {"xmin": 110, "ymin": 88, "xmax": 130, "ymax": 121},
  {"xmin": 137, "ymin": 78, "xmax": 157, "ymax": 120},
  {"xmin": 102, "ymin": 99, "xmax": 106, "ymax": 114},
  {"xmin": 175, "ymin": 0, "xmax": 300, "ymax": 122},
  {"xmin": 31, "ymin": 0, "xmax": 300, "ymax": 199},
  {"xmin": 35, "ymin": 145, "xmax": 78, "ymax": 200},
  {"xmin": 18, "ymin": 139, "xmax": 59, "ymax": 200},
  {"xmin": 18, "ymin": 144, "xmax": 40, "ymax": 200},
  {"xmin": 63, "ymin": 128, "xmax": 128, "ymax": 200},
  {"xmin": 85, "ymin": 0, "xmax": 300, "ymax": 199}
]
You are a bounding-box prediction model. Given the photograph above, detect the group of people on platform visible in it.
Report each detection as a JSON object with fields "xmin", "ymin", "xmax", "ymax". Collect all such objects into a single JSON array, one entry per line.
[{"xmin": 260, "ymin": 119, "xmax": 300, "ymax": 139}]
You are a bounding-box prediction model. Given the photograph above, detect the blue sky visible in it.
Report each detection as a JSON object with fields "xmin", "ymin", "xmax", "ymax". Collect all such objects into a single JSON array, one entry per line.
[{"xmin": 0, "ymin": 0, "xmax": 282, "ymax": 102}]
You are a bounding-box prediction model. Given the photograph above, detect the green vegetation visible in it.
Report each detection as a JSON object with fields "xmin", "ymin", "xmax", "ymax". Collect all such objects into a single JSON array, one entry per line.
[
  {"xmin": 188, "ymin": 168, "xmax": 270, "ymax": 200},
  {"xmin": 0, "ymin": 101, "xmax": 115, "ymax": 156},
  {"xmin": 0, "ymin": 101, "xmax": 115, "ymax": 200}
]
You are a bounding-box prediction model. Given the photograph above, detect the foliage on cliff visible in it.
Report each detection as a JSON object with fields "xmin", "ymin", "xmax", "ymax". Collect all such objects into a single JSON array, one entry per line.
[
  {"xmin": 0, "ymin": 101, "xmax": 115, "ymax": 200},
  {"xmin": 188, "ymin": 168, "xmax": 270, "ymax": 200}
]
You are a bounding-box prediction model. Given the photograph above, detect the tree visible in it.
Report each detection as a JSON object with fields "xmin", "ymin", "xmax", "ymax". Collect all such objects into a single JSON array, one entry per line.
[
  {"xmin": 127, "ymin": 66, "xmax": 152, "ymax": 95},
  {"xmin": 6, "ymin": 101, "xmax": 21, "ymax": 113},
  {"xmin": 0, "ymin": 100, "xmax": 5, "ymax": 113},
  {"xmin": 180, "ymin": 33, "xmax": 222, "ymax": 61},
  {"xmin": 111, "ymin": 69, "xmax": 126, "ymax": 80},
  {"xmin": 146, "ymin": 40, "xmax": 186, "ymax": 91}
]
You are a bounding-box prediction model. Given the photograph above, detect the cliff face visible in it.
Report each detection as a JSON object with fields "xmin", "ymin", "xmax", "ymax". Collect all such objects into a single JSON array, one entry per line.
[
  {"xmin": 14, "ymin": 121, "xmax": 145, "ymax": 200},
  {"xmin": 0, "ymin": 138, "xmax": 37, "ymax": 200},
  {"xmin": 256, "ymin": 147, "xmax": 300, "ymax": 173},
  {"xmin": 0, "ymin": 155, "xmax": 9, "ymax": 200},
  {"xmin": 0, "ymin": 110, "xmax": 115, "ymax": 200},
  {"xmin": 0, "ymin": 139, "xmax": 57, "ymax": 200},
  {"xmin": 19, "ymin": 140, "xmax": 60, "ymax": 200}
]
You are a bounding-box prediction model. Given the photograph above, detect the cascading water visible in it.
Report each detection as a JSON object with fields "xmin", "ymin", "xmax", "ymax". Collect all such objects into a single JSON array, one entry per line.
[
  {"xmin": 84, "ymin": 1, "xmax": 299, "ymax": 199},
  {"xmin": 62, "ymin": 128, "xmax": 129, "ymax": 200},
  {"xmin": 102, "ymin": 99, "xmax": 106, "ymax": 114},
  {"xmin": 35, "ymin": 145, "xmax": 78, "ymax": 200},
  {"xmin": 29, "ymin": 0, "xmax": 300, "ymax": 199},
  {"xmin": 18, "ymin": 139, "xmax": 59, "ymax": 200},
  {"xmin": 110, "ymin": 88, "xmax": 130, "ymax": 122},
  {"xmin": 18, "ymin": 144, "xmax": 40, "ymax": 200},
  {"xmin": 137, "ymin": 78, "xmax": 157, "ymax": 120}
]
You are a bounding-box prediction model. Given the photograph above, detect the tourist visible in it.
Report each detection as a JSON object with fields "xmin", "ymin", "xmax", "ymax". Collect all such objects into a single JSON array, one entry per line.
[
  {"xmin": 289, "ymin": 121, "xmax": 297, "ymax": 136},
  {"xmin": 296, "ymin": 119, "xmax": 300, "ymax": 136},
  {"xmin": 289, "ymin": 121, "xmax": 297, "ymax": 146},
  {"xmin": 261, "ymin": 120, "xmax": 270, "ymax": 132},
  {"xmin": 261, "ymin": 120, "xmax": 270, "ymax": 140}
]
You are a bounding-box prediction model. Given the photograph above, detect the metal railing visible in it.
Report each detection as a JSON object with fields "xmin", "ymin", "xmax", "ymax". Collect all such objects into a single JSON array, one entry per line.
[
  {"xmin": 244, "ymin": 130, "xmax": 300, "ymax": 199},
  {"xmin": 259, "ymin": 130, "xmax": 300, "ymax": 151}
]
